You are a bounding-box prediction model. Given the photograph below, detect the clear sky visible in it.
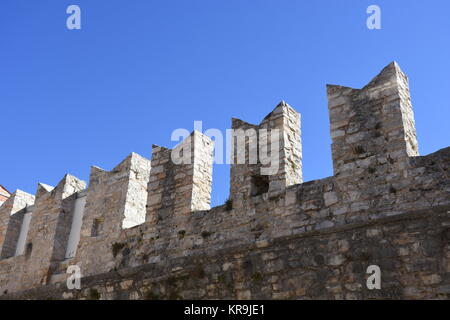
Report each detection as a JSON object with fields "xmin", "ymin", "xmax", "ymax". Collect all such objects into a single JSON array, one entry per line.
[{"xmin": 1, "ymin": 0, "xmax": 449, "ymax": 206}]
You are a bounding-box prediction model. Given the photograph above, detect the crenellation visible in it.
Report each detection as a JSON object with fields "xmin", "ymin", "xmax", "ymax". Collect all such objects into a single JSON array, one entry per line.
[
  {"xmin": 0, "ymin": 190, "xmax": 35, "ymax": 260},
  {"xmin": 0, "ymin": 210, "xmax": 27, "ymax": 260},
  {"xmin": 73, "ymin": 152, "xmax": 151, "ymax": 277},
  {"xmin": 0, "ymin": 62, "xmax": 449, "ymax": 299},
  {"xmin": 147, "ymin": 131, "xmax": 214, "ymax": 222},
  {"xmin": 327, "ymin": 62, "xmax": 419, "ymax": 178},
  {"xmin": 122, "ymin": 153, "xmax": 152, "ymax": 228},
  {"xmin": 17, "ymin": 175, "xmax": 86, "ymax": 289},
  {"xmin": 230, "ymin": 101, "xmax": 302, "ymax": 205}
]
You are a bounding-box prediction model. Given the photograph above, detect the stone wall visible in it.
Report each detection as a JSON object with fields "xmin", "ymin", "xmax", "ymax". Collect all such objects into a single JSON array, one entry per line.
[
  {"xmin": 0, "ymin": 190, "xmax": 34, "ymax": 260},
  {"xmin": 230, "ymin": 101, "xmax": 302, "ymax": 205},
  {"xmin": 3, "ymin": 205, "xmax": 449, "ymax": 300},
  {"xmin": 0, "ymin": 62, "xmax": 448, "ymax": 299}
]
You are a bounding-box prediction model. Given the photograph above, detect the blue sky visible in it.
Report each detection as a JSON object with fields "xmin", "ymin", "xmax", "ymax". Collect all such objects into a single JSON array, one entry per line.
[{"xmin": 1, "ymin": 0, "xmax": 449, "ymax": 206}]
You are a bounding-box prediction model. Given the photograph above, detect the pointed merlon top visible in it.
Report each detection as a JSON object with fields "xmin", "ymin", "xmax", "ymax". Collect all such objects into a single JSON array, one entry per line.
[
  {"xmin": 273, "ymin": 100, "xmax": 296, "ymax": 113},
  {"xmin": 55, "ymin": 173, "xmax": 84, "ymax": 188},
  {"xmin": 112, "ymin": 152, "xmax": 149, "ymax": 172},
  {"xmin": 326, "ymin": 61, "xmax": 406, "ymax": 94},
  {"xmin": 37, "ymin": 183, "xmax": 54, "ymax": 193},
  {"xmin": 263, "ymin": 100, "xmax": 298, "ymax": 121},
  {"xmin": 277, "ymin": 100, "xmax": 288, "ymax": 107},
  {"xmin": 12, "ymin": 189, "xmax": 35, "ymax": 199},
  {"xmin": 55, "ymin": 174, "xmax": 86, "ymax": 199},
  {"xmin": 231, "ymin": 117, "xmax": 258, "ymax": 129},
  {"xmin": 90, "ymin": 165, "xmax": 107, "ymax": 174},
  {"xmin": 190, "ymin": 130, "xmax": 208, "ymax": 139},
  {"xmin": 363, "ymin": 61, "xmax": 406, "ymax": 90},
  {"xmin": 382, "ymin": 61, "xmax": 402, "ymax": 74},
  {"xmin": 171, "ymin": 130, "xmax": 213, "ymax": 150},
  {"xmin": 1, "ymin": 189, "xmax": 35, "ymax": 213},
  {"xmin": 36, "ymin": 182, "xmax": 54, "ymax": 200},
  {"xmin": 326, "ymin": 84, "xmax": 354, "ymax": 97},
  {"xmin": 232, "ymin": 100, "xmax": 299, "ymax": 129}
]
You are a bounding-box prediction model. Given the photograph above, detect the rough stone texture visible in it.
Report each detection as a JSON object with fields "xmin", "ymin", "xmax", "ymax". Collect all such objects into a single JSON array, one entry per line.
[
  {"xmin": 18, "ymin": 175, "xmax": 86, "ymax": 291},
  {"xmin": 327, "ymin": 62, "xmax": 418, "ymax": 178},
  {"xmin": 0, "ymin": 62, "xmax": 448, "ymax": 300},
  {"xmin": 147, "ymin": 131, "xmax": 214, "ymax": 222},
  {"xmin": 0, "ymin": 190, "xmax": 35, "ymax": 260},
  {"xmin": 67, "ymin": 152, "xmax": 151, "ymax": 278},
  {"xmin": 230, "ymin": 101, "xmax": 302, "ymax": 205},
  {"xmin": 2, "ymin": 206, "xmax": 448, "ymax": 300}
]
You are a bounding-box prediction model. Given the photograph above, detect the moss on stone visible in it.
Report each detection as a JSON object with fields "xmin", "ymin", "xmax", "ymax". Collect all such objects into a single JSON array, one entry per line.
[
  {"xmin": 88, "ymin": 288, "xmax": 101, "ymax": 300},
  {"xmin": 252, "ymin": 272, "xmax": 263, "ymax": 283},
  {"xmin": 143, "ymin": 289, "xmax": 160, "ymax": 300}
]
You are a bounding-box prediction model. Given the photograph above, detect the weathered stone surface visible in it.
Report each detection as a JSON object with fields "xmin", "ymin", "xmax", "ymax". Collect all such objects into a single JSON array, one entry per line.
[
  {"xmin": 1, "ymin": 207, "xmax": 448, "ymax": 300},
  {"xmin": 0, "ymin": 62, "xmax": 448, "ymax": 300},
  {"xmin": 230, "ymin": 101, "xmax": 302, "ymax": 204}
]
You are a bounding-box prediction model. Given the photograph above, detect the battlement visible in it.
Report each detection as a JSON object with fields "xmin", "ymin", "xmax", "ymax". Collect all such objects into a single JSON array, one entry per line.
[
  {"xmin": 147, "ymin": 131, "xmax": 214, "ymax": 221},
  {"xmin": 0, "ymin": 62, "xmax": 449, "ymax": 299},
  {"xmin": 327, "ymin": 62, "xmax": 419, "ymax": 177},
  {"xmin": 230, "ymin": 101, "xmax": 302, "ymax": 204}
]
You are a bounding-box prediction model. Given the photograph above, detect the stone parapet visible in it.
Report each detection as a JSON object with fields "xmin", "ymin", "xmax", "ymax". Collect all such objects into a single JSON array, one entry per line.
[{"xmin": 0, "ymin": 62, "xmax": 448, "ymax": 299}]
